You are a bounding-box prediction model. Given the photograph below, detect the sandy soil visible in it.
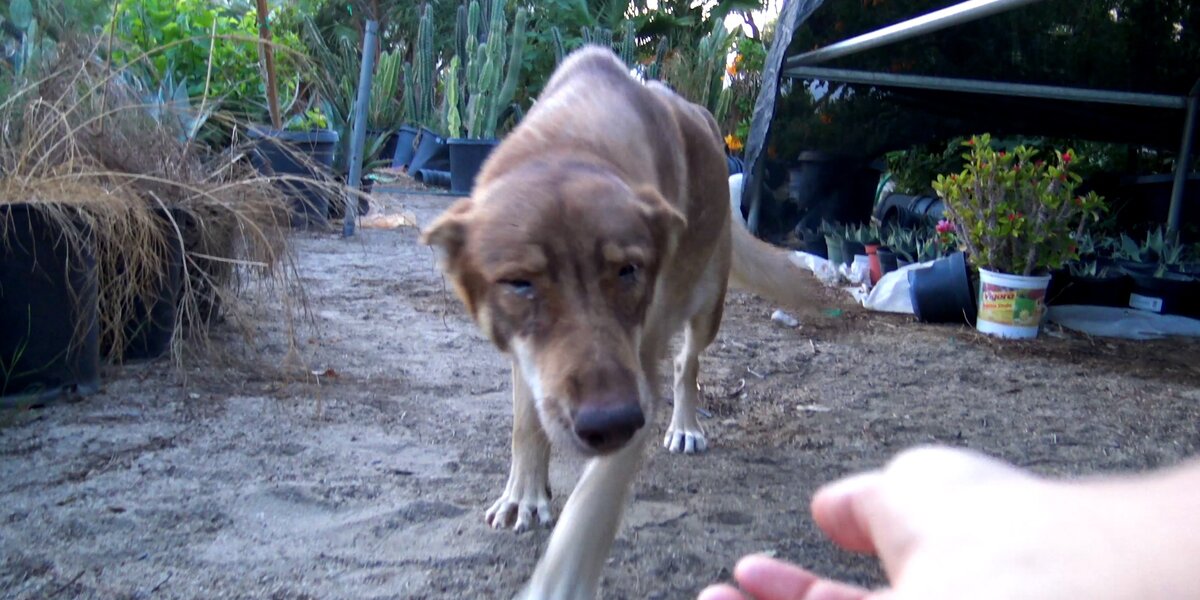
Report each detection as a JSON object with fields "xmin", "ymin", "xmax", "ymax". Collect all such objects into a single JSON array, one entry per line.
[{"xmin": 3, "ymin": 190, "xmax": 1200, "ymax": 600}]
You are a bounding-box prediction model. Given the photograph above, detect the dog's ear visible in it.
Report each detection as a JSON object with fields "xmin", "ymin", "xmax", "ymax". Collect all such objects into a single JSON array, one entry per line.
[
  {"xmin": 633, "ymin": 185, "xmax": 687, "ymax": 243},
  {"xmin": 420, "ymin": 198, "xmax": 474, "ymax": 262}
]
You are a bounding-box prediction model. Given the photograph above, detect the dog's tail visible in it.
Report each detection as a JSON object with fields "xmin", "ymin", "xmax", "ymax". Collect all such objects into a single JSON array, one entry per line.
[{"xmin": 727, "ymin": 175, "xmax": 829, "ymax": 311}]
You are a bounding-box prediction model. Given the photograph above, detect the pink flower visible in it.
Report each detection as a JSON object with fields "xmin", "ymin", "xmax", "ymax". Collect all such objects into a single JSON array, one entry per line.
[
  {"xmin": 1062, "ymin": 151, "xmax": 1073, "ymax": 164},
  {"xmin": 936, "ymin": 219, "xmax": 954, "ymax": 234}
]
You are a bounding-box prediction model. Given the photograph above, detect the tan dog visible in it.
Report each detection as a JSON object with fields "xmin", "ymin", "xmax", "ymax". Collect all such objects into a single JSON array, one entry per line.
[{"xmin": 422, "ymin": 46, "xmax": 821, "ymax": 599}]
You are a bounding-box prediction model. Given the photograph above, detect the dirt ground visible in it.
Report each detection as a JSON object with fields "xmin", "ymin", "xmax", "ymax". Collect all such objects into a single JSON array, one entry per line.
[{"xmin": 3, "ymin": 190, "xmax": 1200, "ymax": 600}]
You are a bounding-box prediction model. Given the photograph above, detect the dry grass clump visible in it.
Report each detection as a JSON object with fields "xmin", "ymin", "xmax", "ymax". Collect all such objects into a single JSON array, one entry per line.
[{"xmin": 0, "ymin": 41, "xmax": 299, "ymax": 365}]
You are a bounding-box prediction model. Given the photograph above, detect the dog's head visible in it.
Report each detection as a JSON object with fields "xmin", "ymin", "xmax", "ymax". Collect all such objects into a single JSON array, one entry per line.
[{"xmin": 421, "ymin": 165, "xmax": 685, "ymax": 456}]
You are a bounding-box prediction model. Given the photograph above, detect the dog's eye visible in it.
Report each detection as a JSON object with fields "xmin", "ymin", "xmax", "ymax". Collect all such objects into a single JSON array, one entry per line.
[
  {"xmin": 618, "ymin": 264, "xmax": 640, "ymax": 283},
  {"xmin": 501, "ymin": 279, "xmax": 535, "ymax": 298}
]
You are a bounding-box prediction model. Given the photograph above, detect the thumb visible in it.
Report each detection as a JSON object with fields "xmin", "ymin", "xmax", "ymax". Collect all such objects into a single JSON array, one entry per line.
[{"xmin": 810, "ymin": 472, "xmax": 886, "ymax": 555}]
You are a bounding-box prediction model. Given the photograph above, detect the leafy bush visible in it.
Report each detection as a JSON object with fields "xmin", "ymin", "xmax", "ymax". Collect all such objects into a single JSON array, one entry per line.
[
  {"xmin": 933, "ymin": 134, "xmax": 1107, "ymax": 275},
  {"xmin": 109, "ymin": 0, "xmax": 305, "ymax": 124}
]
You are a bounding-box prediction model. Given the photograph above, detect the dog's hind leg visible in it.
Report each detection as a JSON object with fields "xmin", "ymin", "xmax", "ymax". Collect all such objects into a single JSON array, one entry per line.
[
  {"xmin": 664, "ymin": 297, "xmax": 724, "ymax": 454},
  {"xmin": 487, "ymin": 363, "xmax": 554, "ymax": 531},
  {"xmin": 517, "ymin": 425, "xmax": 650, "ymax": 600}
]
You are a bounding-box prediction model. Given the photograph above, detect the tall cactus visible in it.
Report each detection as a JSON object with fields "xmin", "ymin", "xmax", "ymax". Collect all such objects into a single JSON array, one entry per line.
[
  {"xmin": 466, "ymin": 45, "xmax": 493, "ymax": 138},
  {"xmin": 442, "ymin": 55, "xmax": 462, "ymax": 137},
  {"xmin": 619, "ymin": 20, "xmax": 635, "ymax": 67},
  {"xmin": 410, "ymin": 3, "xmax": 435, "ymax": 128},
  {"xmin": 458, "ymin": 1, "xmax": 526, "ymax": 139},
  {"xmin": 484, "ymin": 7, "xmax": 525, "ymax": 138},
  {"xmin": 551, "ymin": 26, "xmax": 566, "ymax": 65},
  {"xmin": 647, "ymin": 36, "xmax": 669, "ymax": 80}
]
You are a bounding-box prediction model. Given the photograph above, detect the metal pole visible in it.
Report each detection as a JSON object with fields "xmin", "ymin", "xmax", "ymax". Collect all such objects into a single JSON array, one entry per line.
[
  {"xmin": 344, "ymin": 19, "xmax": 379, "ymax": 238},
  {"xmin": 783, "ymin": 66, "xmax": 1187, "ymax": 110},
  {"xmin": 786, "ymin": 0, "xmax": 1044, "ymax": 68},
  {"xmin": 1167, "ymin": 79, "xmax": 1200, "ymax": 236}
]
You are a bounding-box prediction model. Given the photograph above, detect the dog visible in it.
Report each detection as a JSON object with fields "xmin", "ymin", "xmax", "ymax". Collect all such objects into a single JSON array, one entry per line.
[{"xmin": 422, "ymin": 46, "xmax": 823, "ymax": 599}]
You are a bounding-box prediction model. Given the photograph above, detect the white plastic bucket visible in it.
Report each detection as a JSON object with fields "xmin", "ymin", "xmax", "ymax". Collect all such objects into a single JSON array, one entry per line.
[{"xmin": 976, "ymin": 269, "xmax": 1052, "ymax": 339}]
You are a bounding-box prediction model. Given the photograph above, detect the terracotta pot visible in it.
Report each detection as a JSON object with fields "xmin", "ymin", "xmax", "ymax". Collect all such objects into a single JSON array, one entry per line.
[{"xmin": 865, "ymin": 243, "xmax": 882, "ymax": 285}]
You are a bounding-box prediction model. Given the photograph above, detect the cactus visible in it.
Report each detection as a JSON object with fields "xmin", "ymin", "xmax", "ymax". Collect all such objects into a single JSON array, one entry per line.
[
  {"xmin": 408, "ymin": 3, "xmax": 435, "ymax": 129},
  {"xmin": 647, "ymin": 36, "xmax": 668, "ymax": 80},
  {"xmin": 551, "ymin": 26, "xmax": 566, "ymax": 65},
  {"xmin": 456, "ymin": 1, "xmax": 526, "ymax": 139},
  {"xmin": 401, "ymin": 63, "xmax": 416, "ymax": 126},
  {"xmin": 466, "ymin": 45, "xmax": 494, "ymax": 138},
  {"xmin": 619, "ymin": 20, "xmax": 635, "ymax": 67},
  {"xmin": 484, "ymin": 7, "xmax": 525, "ymax": 138},
  {"xmin": 443, "ymin": 55, "xmax": 462, "ymax": 137}
]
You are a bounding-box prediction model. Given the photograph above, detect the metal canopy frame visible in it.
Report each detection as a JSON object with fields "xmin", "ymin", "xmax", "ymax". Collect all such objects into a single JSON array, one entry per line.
[{"xmin": 743, "ymin": 0, "xmax": 1198, "ymax": 236}]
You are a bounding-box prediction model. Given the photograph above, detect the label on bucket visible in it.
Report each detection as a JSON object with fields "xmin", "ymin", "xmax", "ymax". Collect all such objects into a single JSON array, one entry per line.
[
  {"xmin": 1128, "ymin": 293, "xmax": 1164, "ymax": 313},
  {"xmin": 979, "ymin": 282, "xmax": 1046, "ymax": 327}
]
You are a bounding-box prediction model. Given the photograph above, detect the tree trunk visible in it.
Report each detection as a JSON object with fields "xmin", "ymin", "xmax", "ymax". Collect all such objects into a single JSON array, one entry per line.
[{"xmin": 256, "ymin": 0, "xmax": 282, "ymax": 129}]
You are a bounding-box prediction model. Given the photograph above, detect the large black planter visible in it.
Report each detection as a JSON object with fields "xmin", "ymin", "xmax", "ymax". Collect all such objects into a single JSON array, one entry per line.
[
  {"xmin": 874, "ymin": 193, "xmax": 946, "ymax": 229},
  {"xmin": 1129, "ymin": 272, "xmax": 1200, "ymax": 318},
  {"xmin": 0, "ymin": 204, "xmax": 100, "ymax": 399},
  {"xmin": 1046, "ymin": 271, "xmax": 1132, "ymax": 308},
  {"xmin": 908, "ymin": 251, "xmax": 976, "ymax": 325},
  {"xmin": 370, "ymin": 128, "xmax": 400, "ymax": 167},
  {"xmin": 391, "ymin": 125, "xmax": 420, "ymax": 169},
  {"xmin": 877, "ymin": 248, "xmax": 899, "ymax": 276},
  {"xmin": 448, "ymin": 137, "xmax": 498, "ymax": 194},
  {"xmin": 841, "ymin": 239, "xmax": 866, "ymax": 267},
  {"xmin": 406, "ymin": 127, "xmax": 449, "ymax": 174},
  {"xmin": 247, "ymin": 127, "xmax": 339, "ymax": 230},
  {"xmin": 121, "ymin": 208, "xmax": 185, "ymax": 361}
]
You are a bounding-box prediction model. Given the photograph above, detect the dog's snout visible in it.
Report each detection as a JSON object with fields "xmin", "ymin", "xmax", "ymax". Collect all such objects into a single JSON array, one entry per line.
[{"xmin": 574, "ymin": 402, "xmax": 645, "ymax": 452}]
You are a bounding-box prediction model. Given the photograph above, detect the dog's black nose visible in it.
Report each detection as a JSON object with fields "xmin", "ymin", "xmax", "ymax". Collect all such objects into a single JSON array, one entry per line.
[{"xmin": 574, "ymin": 402, "xmax": 645, "ymax": 452}]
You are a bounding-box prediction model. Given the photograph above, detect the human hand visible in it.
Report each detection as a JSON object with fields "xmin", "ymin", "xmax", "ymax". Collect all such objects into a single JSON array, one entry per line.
[{"xmin": 700, "ymin": 445, "xmax": 1198, "ymax": 600}]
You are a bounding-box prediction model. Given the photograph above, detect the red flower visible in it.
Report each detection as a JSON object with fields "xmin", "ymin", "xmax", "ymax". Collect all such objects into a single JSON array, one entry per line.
[
  {"xmin": 998, "ymin": 151, "xmax": 1006, "ymax": 158},
  {"xmin": 936, "ymin": 219, "xmax": 954, "ymax": 233},
  {"xmin": 1007, "ymin": 212, "xmax": 1023, "ymax": 222},
  {"xmin": 966, "ymin": 139, "xmax": 975, "ymax": 146},
  {"xmin": 1062, "ymin": 152, "xmax": 1073, "ymax": 164}
]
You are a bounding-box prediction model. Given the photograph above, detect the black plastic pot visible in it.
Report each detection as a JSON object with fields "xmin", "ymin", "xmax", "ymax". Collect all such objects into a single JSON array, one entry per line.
[
  {"xmin": 122, "ymin": 208, "xmax": 185, "ymax": 361},
  {"xmin": 801, "ymin": 230, "xmax": 827, "ymax": 259},
  {"xmin": 842, "ymin": 239, "xmax": 866, "ymax": 267},
  {"xmin": 908, "ymin": 251, "xmax": 976, "ymax": 325},
  {"xmin": 1128, "ymin": 272, "xmax": 1200, "ymax": 318},
  {"xmin": 414, "ymin": 169, "xmax": 452, "ymax": 188},
  {"xmin": 877, "ymin": 248, "xmax": 899, "ymax": 276},
  {"xmin": 391, "ymin": 125, "xmax": 420, "ymax": 169},
  {"xmin": 874, "ymin": 193, "xmax": 945, "ymax": 229},
  {"xmin": 247, "ymin": 127, "xmax": 339, "ymax": 230},
  {"xmin": 448, "ymin": 137, "xmax": 498, "ymax": 194},
  {"xmin": 1046, "ymin": 271, "xmax": 1133, "ymax": 308},
  {"xmin": 0, "ymin": 204, "xmax": 100, "ymax": 399},
  {"xmin": 370, "ymin": 129, "xmax": 400, "ymax": 167},
  {"xmin": 407, "ymin": 127, "xmax": 449, "ymax": 174}
]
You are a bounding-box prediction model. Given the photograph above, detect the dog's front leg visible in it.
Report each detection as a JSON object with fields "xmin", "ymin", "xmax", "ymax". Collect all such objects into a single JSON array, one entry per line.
[
  {"xmin": 516, "ymin": 426, "xmax": 649, "ymax": 600},
  {"xmin": 487, "ymin": 362, "xmax": 554, "ymax": 531}
]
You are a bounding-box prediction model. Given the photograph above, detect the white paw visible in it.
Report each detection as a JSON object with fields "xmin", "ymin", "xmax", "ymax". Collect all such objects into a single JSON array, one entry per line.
[
  {"xmin": 663, "ymin": 426, "xmax": 707, "ymax": 454},
  {"xmin": 486, "ymin": 486, "xmax": 553, "ymax": 532}
]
